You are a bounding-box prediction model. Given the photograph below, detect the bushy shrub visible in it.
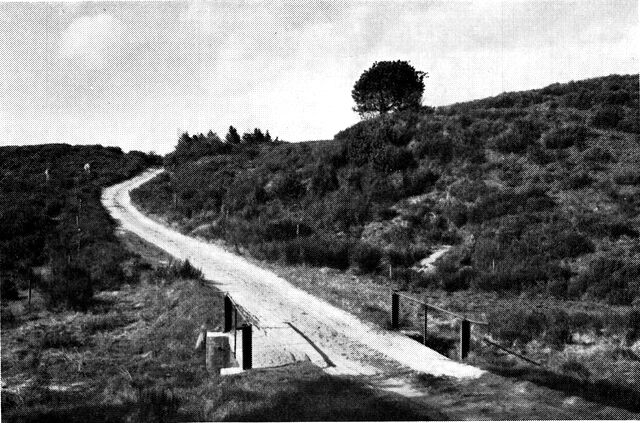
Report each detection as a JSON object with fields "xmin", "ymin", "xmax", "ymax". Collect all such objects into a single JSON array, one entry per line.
[
  {"xmin": 42, "ymin": 328, "xmax": 84, "ymax": 349},
  {"xmin": 44, "ymin": 264, "xmax": 93, "ymax": 311},
  {"xmin": 440, "ymin": 266, "xmax": 475, "ymax": 292},
  {"xmin": 625, "ymin": 309, "xmax": 640, "ymax": 344},
  {"xmin": 82, "ymin": 313, "xmax": 132, "ymax": 334},
  {"xmin": 560, "ymin": 172, "xmax": 594, "ymax": 189},
  {"xmin": 1, "ymin": 275, "xmax": 19, "ymax": 301},
  {"xmin": 543, "ymin": 310, "xmax": 572, "ymax": 347},
  {"xmin": 157, "ymin": 259, "xmax": 204, "ymax": 282},
  {"xmin": 576, "ymin": 214, "xmax": 639, "ymax": 239},
  {"xmin": 271, "ymin": 172, "xmax": 305, "ymax": 201},
  {"xmin": 137, "ymin": 386, "xmax": 180, "ymax": 423},
  {"xmin": 386, "ymin": 246, "xmax": 430, "ymax": 267},
  {"xmin": 590, "ymin": 104, "xmax": 624, "ymax": 129},
  {"xmin": 543, "ymin": 124, "xmax": 591, "ymax": 149},
  {"xmin": 262, "ymin": 219, "xmax": 313, "ymax": 241},
  {"xmin": 352, "ymin": 243, "xmax": 382, "ymax": 273},
  {"xmin": 491, "ymin": 118, "xmax": 544, "ymax": 153},
  {"xmin": 582, "ymin": 146, "xmax": 616, "ymax": 163},
  {"xmin": 468, "ymin": 187, "xmax": 555, "ymax": 223},
  {"xmin": 488, "ymin": 308, "xmax": 546, "ymax": 345},
  {"xmin": 548, "ymin": 231, "xmax": 594, "ymax": 259},
  {"xmin": 575, "ymin": 257, "xmax": 640, "ymax": 304},
  {"xmin": 614, "ymin": 171, "xmax": 640, "ymax": 186}
]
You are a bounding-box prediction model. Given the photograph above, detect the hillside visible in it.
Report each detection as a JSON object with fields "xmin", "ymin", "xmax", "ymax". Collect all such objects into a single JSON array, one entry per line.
[
  {"xmin": 0, "ymin": 144, "xmax": 161, "ymax": 308},
  {"xmin": 133, "ymin": 74, "xmax": 640, "ymax": 305},
  {"xmin": 129, "ymin": 75, "xmax": 640, "ymax": 411}
]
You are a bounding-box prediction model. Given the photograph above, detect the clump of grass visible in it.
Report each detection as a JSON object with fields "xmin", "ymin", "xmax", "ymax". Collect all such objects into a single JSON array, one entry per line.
[
  {"xmin": 136, "ymin": 385, "xmax": 180, "ymax": 423},
  {"xmin": 41, "ymin": 327, "xmax": 84, "ymax": 349},
  {"xmin": 82, "ymin": 312, "xmax": 132, "ymax": 334},
  {"xmin": 154, "ymin": 259, "xmax": 204, "ymax": 282}
]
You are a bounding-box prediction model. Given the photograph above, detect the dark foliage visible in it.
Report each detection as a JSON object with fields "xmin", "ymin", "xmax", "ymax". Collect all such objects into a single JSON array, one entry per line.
[
  {"xmin": 352, "ymin": 60, "xmax": 426, "ymax": 117},
  {"xmin": 543, "ymin": 124, "xmax": 591, "ymax": 149},
  {"xmin": 0, "ymin": 144, "xmax": 156, "ymax": 309},
  {"xmin": 351, "ymin": 243, "xmax": 383, "ymax": 273}
]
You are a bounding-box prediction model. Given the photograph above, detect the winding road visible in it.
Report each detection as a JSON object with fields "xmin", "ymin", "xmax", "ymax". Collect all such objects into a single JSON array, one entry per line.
[{"xmin": 102, "ymin": 168, "xmax": 483, "ymax": 385}]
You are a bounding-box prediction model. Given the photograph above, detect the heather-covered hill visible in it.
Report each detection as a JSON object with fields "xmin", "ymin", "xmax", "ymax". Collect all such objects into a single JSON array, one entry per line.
[
  {"xmin": 133, "ymin": 74, "xmax": 640, "ymax": 305},
  {"xmin": 0, "ymin": 144, "xmax": 161, "ymax": 308}
]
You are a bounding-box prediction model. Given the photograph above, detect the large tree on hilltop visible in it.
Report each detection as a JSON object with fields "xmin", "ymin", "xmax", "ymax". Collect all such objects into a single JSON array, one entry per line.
[{"xmin": 352, "ymin": 60, "xmax": 427, "ymax": 118}]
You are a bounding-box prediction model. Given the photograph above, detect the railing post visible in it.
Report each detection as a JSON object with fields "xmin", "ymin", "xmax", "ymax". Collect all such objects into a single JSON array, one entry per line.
[
  {"xmin": 241, "ymin": 324, "xmax": 252, "ymax": 370},
  {"xmin": 460, "ymin": 319, "xmax": 471, "ymax": 360},
  {"xmin": 391, "ymin": 291, "xmax": 399, "ymax": 329},
  {"xmin": 224, "ymin": 295, "xmax": 233, "ymax": 333},
  {"xmin": 423, "ymin": 305, "xmax": 428, "ymax": 346}
]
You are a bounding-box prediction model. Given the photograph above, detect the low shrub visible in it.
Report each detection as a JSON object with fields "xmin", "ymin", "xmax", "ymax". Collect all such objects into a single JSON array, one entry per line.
[
  {"xmin": 548, "ymin": 231, "xmax": 594, "ymax": 259},
  {"xmin": 543, "ymin": 310, "xmax": 571, "ymax": 347},
  {"xmin": 614, "ymin": 171, "xmax": 640, "ymax": 186},
  {"xmin": 490, "ymin": 117, "xmax": 544, "ymax": 154},
  {"xmin": 543, "ymin": 124, "xmax": 591, "ymax": 149},
  {"xmin": 582, "ymin": 146, "xmax": 616, "ymax": 163},
  {"xmin": 559, "ymin": 359, "xmax": 591, "ymax": 382},
  {"xmin": 590, "ymin": 104, "xmax": 624, "ymax": 129},
  {"xmin": 352, "ymin": 243, "xmax": 382, "ymax": 273},
  {"xmin": 386, "ymin": 246, "xmax": 430, "ymax": 267},
  {"xmin": 44, "ymin": 265, "xmax": 93, "ymax": 311},
  {"xmin": 1, "ymin": 306, "xmax": 16, "ymax": 327},
  {"xmin": 488, "ymin": 308, "xmax": 546, "ymax": 346},
  {"xmin": 82, "ymin": 313, "xmax": 132, "ymax": 334},
  {"xmin": 42, "ymin": 327, "xmax": 84, "ymax": 349},
  {"xmin": 440, "ymin": 266, "xmax": 475, "ymax": 292},
  {"xmin": 1, "ymin": 275, "xmax": 19, "ymax": 301},
  {"xmin": 576, "ymin": 257, "xmax": 640, "ymax": 305},
  {"xmin": 137, "ymin": 386, "xmax": 180, "ymax": 423},
  {"xmin": 171, "ymin": 260, "xmax": 204, "ymax": 280},
  {"xmin": 560, "ymin": 172, "xmax": 594, "ymax": 189},
  {"xmin": 626, "ymin": 309, "xmax": 640, "ymax": 344},
  {"xmin": 262, "ymin": 219, "xmax": 313, "ymax": 241}
]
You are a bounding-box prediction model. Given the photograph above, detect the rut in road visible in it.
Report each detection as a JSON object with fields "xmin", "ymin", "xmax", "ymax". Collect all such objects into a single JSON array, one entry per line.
[{"xmin": 102, "ymin": 169, "xmax": 484, "ymax": 381}]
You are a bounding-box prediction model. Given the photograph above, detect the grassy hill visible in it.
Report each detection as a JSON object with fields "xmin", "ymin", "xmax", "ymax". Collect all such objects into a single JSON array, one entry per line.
[{"xmin": 132, "ymin": 74, "xmax": 640, "ymax": 305}]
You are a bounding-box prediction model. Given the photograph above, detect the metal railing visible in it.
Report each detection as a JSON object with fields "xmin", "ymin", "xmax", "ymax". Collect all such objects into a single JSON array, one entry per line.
[
  {"xmin": 390, "ymin": 291, "xmax": 543, "ymax": 365},
  {"xmin": 391, "ymin": 291, "xmax": 488, "ymax": 360}
]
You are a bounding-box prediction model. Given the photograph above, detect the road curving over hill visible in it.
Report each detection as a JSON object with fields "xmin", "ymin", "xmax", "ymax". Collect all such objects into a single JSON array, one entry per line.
[{"xmin": 102, "ymin": 168, "xmax": 484, "ymax": 383}]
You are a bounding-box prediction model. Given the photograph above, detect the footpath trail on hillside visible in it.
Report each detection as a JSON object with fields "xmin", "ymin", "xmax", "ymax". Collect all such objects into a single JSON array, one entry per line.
[{"xmin": 102, "ymin": 169, "xmax": 483, "ymax": 385}]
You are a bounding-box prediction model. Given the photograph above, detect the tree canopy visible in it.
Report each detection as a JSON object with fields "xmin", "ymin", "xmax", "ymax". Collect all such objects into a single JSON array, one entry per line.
[{"xmin": 352, "ymin": 60, "xmax": 427, "ymax": 118}]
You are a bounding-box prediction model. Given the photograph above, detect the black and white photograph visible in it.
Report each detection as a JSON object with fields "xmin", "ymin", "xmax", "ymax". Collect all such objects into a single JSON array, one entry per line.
[{"xmin": 1, "ymin": 0, "xmax": 639, "ymax": 421}]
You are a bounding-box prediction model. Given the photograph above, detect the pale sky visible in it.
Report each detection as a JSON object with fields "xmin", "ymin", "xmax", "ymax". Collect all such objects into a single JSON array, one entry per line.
[{"xmin": 1, "ymin": 1, "xmax": 637, "ymax": 153}]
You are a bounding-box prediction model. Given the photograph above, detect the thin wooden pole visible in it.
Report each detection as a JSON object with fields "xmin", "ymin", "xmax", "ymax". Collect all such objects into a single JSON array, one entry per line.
[{"xmin": 423, "ymin": 305, "xmax": 428, "ymax": 346}]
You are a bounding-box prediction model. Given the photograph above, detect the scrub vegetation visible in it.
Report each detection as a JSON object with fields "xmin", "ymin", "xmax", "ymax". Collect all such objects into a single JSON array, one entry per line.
[{"xmin": 131, "ymin": 73, "xmax": 640, "ymax": 411}]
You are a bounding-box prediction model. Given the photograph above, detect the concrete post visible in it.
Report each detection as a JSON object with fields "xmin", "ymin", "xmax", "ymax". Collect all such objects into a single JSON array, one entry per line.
[
  {"xmin": 206, "ymin": 333, "xmax": 231, "ymax": 375},
  {"xmin": 460, "ymin": 319, "xmax": 471, "ymax": 360},
  {"xmin": 224, "ymin": 295, "xmax": 233, "ymax": 333},
  {"xmin": 241, "ymin": 324, "xmax": 252, "ymax": 370},
  {"xmin": 391, "ymin": 292, "xmax": 399, "ymax": 329}
]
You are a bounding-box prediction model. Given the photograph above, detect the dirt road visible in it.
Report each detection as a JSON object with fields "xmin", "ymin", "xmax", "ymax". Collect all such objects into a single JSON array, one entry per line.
[{"xmin": 102, "ymin": 169, "xmax": 484, "ymax": 382}]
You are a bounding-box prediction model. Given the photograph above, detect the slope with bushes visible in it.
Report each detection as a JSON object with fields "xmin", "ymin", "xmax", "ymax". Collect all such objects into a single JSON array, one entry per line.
[
  {"xmin": 133, "ymin": 74, "xmax": 639, "ymax": 305},
  {"xmin": 0, "ymin": 144, "xmax": 161, "ymax": 310}
]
